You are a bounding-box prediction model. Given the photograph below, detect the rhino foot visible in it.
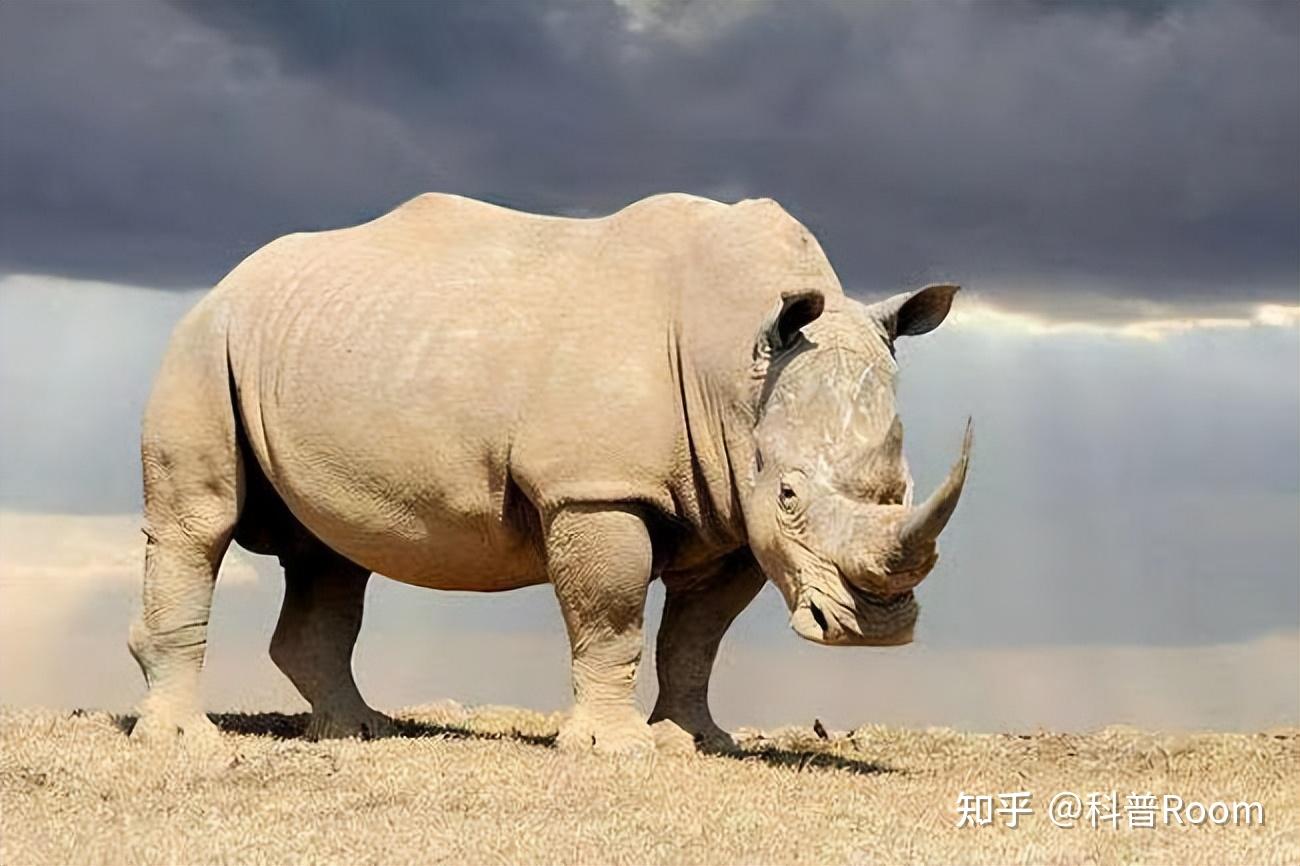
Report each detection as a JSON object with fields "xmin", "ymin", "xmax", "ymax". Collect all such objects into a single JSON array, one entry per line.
[
  {"xmin": 130, "ymin": 706, "xmax": 223, "ymax": 750},
  {"xmin": 557, "ymin": 704, "xmax": 655, "ymax": 756},
  {"xmin": 651, "ymin": 717, "xmax": 740, "ymax": 756},
  {"xmin": 304, "ymin": 705, "xmax": 395, "ymax": 741}
]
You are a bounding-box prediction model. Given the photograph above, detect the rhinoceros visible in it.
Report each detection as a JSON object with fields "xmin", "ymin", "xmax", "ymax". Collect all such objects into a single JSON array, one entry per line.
[{"xmin": 129, "ymin": 192, "xmax": 970, "ymax": 754}]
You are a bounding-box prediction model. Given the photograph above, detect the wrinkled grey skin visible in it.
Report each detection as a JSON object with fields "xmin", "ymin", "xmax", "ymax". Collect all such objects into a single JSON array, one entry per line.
[{"xmin": 128, "ymin": 193, "xmax": 969, "ymax": 755}]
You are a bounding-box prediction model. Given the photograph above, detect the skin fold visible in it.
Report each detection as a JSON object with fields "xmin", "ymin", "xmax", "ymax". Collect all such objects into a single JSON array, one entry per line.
[{"xmin": 128, "ymin": 192, "xmax": 968, "ymax": 754}]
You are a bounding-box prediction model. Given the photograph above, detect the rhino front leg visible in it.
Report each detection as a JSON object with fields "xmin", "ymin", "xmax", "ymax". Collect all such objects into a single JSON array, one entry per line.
[
  {"xmin": 270, "ymin": 550, "xmax": 392, "ymax": 740},
  {"xmin": 546, "ymin": 503, "xmax": 655, "ymax": 755},
  {"xmin": 650, "ymin": 558, "xmax": 765, "ymax": 754}
]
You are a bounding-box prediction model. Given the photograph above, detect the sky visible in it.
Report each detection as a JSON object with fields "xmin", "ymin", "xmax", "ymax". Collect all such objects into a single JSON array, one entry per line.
[{"xmin": 0, "ymin": 0, "xmax": 1297, "ymax": 730}]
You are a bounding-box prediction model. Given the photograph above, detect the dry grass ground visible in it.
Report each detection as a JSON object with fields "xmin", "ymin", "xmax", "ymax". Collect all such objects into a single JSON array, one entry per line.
[{"xmin": 1, "ymin": 703, "xmax": 1295, "ymax": 866}]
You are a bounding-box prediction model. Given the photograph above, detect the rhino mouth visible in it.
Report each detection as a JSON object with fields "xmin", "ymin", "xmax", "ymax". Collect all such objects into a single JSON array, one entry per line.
[{"xmin": 790, "ymin": 572, "xmax": 918, "ymax": 647}]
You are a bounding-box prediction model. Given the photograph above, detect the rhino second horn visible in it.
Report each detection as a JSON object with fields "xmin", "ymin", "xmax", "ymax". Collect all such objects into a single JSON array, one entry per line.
[{"xmin": 898, "ymin": 418, "xmax": 972, "ymax": 550}]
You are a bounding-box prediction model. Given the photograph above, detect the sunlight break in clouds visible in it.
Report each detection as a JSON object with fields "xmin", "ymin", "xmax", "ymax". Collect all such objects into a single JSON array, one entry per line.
[
  {"xmin": 0, "ymin": 511, "xmax": 257, "ymax": 658},
  {"xmin": 0, "ymin": 511, "xmax": 257, "ymax": 588},
  {"xmin": 950, "ymin": 298, "xmax": 1300, "ymax": 342}
]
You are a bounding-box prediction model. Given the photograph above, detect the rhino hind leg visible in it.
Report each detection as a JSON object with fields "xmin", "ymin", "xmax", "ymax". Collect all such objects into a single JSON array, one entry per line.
[
  {"xmin": 649, "ymin": 558, "xmax": 765, "ymax": 755},
  {"xmin": 129, "ymin": 307, "xmax": 240, "ymax": 747},
  {"xmin": 270, "ymin": 548, "xmax": 392, "ymax": 740},
  {"xmin": 128, "ymin": 517, "xmax": 232, "ymax": 747},
  {"xmin": 546, "ymin": 504, "xmax": 656, "ymax": 755}
]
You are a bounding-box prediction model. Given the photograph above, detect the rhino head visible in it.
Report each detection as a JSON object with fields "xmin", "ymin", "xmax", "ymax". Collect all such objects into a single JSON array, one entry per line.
[{"xmin": 741, "ymin": 283, "xmax": 970, "ymax": 647}]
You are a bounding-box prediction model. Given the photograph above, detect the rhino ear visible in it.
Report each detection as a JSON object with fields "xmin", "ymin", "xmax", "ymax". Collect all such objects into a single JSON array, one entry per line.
[
  {"xmin": 753, "ymin": 290, "xmax": 825, "ymax": 361},
  {"xmin": 867, "ymin": 283, "xmax": 960, "ymax": 338}
]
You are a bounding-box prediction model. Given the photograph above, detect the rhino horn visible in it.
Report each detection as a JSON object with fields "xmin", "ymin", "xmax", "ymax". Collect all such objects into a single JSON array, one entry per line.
[{"xmin": 897, "ymin": 419, "xmax": 972, "ymax": 552}]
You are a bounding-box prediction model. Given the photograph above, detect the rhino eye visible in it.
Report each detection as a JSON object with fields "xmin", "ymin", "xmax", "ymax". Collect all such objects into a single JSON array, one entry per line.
[{"xmin": 778, "ymin": 481, "xmax": 798, "ymax": 511}]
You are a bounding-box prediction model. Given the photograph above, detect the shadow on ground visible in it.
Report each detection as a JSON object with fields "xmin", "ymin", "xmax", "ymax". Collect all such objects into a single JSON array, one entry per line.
[
  {"xmin": 111, "ymin": 711, "xmax": 894, "ymax": 775},
  {"xmin": 730, "ymin": 746, "xmax": 894, "ymax": 775},
  {"xmin": 112, "ymin": 711, "xmax": 555, "ymax": 748}
]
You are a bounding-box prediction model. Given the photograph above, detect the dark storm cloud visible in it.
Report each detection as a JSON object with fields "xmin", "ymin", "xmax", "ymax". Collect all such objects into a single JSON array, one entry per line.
[{"xmin": 1, "ymin": 0, "xmax": 1296, "ymax": 317}]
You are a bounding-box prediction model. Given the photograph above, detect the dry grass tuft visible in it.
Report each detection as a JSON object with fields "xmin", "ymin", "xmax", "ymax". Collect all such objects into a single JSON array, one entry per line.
[{"xmin": 1, "ymin": 704, "xmax": 1296, "ymax": 865}]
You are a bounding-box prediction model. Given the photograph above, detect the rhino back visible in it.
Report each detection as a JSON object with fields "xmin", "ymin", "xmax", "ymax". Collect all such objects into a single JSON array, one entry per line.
[{"xmin": 208, "ymin": 194, "xmax": 696, "ymax": 586}]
